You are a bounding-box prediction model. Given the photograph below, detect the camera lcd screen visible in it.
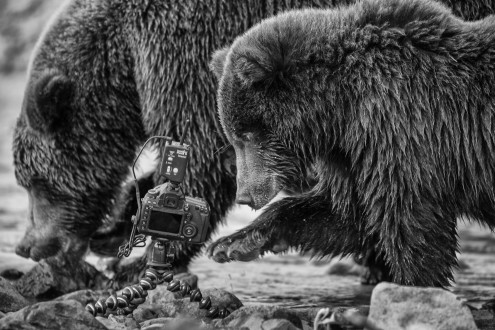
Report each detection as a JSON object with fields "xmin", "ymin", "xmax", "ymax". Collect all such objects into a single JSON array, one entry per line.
[{"xmin": 148, "ymin": 210, "xmax": 182, "ymax": 234}]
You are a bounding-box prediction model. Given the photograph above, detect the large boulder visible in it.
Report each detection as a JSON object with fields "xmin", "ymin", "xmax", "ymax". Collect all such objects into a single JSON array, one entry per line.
[
  {"xmin": 0, "ymin": 300, "xmax": 107, "ymax": 330},
  {"xmin": 368, "ymin": 282, "xmax": 478, "ymax": 330},
  {"xmin": 0, "ymin": 276, "xmax": 29, "ymax": 312}
]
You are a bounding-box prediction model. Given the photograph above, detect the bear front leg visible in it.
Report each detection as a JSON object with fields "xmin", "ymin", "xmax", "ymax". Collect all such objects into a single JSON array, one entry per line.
[{"xmin": 208, "ymin": 195, "xmax": 362, "ymax": 263}]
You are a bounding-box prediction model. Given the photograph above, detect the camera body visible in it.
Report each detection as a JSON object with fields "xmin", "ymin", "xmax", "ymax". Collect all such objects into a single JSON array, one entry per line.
[
  {"xmin": 135, "ymin": 140, "xmax": 210, "ymax": 244},
  {"xmin": 138, "ymin": 182, "xmax": 210, "ymax": 243}
]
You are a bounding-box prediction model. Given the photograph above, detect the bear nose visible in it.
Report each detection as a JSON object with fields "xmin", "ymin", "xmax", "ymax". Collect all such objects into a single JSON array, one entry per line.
[
  {"xmin": 235, "ymin": 192, "xmax": 253, "ymax": 205},
  {"xmin": 15, "ymin": 244, "xmax": 31, "ymax": 259}
]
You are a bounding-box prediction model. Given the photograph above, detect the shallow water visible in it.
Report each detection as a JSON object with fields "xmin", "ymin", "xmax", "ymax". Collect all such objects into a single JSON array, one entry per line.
[{"xmin": 0, "ymin": 73, "xmax": 494, "ymax": 313}]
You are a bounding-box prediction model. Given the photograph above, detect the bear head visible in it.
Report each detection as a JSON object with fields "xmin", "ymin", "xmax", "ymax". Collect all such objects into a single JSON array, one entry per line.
[{"xmin": 209, "ymin": 14, "xmax": 323, "ymax": 210}]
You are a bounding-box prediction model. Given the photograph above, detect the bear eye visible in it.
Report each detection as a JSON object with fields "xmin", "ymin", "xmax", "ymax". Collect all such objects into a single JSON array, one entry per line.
[
  {"xmin": 240, "ymin": 132, "xmax": 254, "ymax": 142},
  {"xmin": 232, "ymin": 132, "xmax": 254, "ymax": 142}
]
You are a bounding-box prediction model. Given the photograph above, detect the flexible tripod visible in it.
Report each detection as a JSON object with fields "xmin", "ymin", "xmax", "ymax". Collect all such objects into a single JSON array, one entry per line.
[{"xmin": 86, "ymin": 238, "xmax": 230, "ymax": 319}]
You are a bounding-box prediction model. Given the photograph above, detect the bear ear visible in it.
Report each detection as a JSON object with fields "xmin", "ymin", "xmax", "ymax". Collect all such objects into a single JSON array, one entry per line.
[
  {"xmin": 25, "ymin": 69, "xmax": 74, "ymax": 133},
  {"xmin": 232, "ymin": 46, "xmax": 291, "ymax": 87},
  {"xmin": 210, "ymin": 47, "xmax": 230, "ymax": 81}
]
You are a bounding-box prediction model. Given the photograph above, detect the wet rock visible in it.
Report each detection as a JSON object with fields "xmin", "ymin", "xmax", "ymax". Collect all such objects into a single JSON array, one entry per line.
[
  {"xmin": 0, "ymin": 268, "xmax": 24, "ymax": 280},
  {"xmin": 135, "ymin": 288, "xmax": 242, "ymax": 323},
  {"xmin": 55, "ymin": 289, "xmax": 107, "ymax": 306},
  {"xmin": 14, "ymin": 259, "xmax": 108, "ymax": 300},
  {"xmin": 140, "ymin": 317, "xmax": 204, "ymax": 330},
  {"xmin": 140, "ymin": 317, "xmax": 175, "ymax": 327},
  {"xmin": 261, "ymin": 318, "xmax": 300, "ymax": 330},
  {"xmin": 471, "ymin": 309, "xmax": 495, "ymax": 330},
  {"xmin": 0, "ymin": 276, "xmax": 29, "ymax": 312},
  {"xmin": 146, "ymin": 285, "xmax": 176, "ymax": 305},
  {"xmin": 174, "ymin": 272, "xmax": 198, "ymax": 289},
  {"xmin": 214, "ymin": 306, "xmax": 303, "ymax": 329},
  {"xmin": 0, "ymin": 320, "xmax": 37, "ymax": 330},
  {"xmin": 133, "ymin": 304, "xmax": 169, "ymax": 323},
  {"xmin": 141, "ymin": 326, "xmax": 167, "ymax": 330},
  {"xmin": 368, "ymin": 282, "xmax": 478, "ymax": 330},
  {"xmin": 96, "ymin": 314, "xmax": 140, "ymax": 330},
  {"xmin": 0, "ymin": 300, "xmax": 107, "ymax": 329},
  {"xmin": 201, "ymin": 288, "xmax": 243, "ymax": 311},
  {"xmin": 225, "ymin": 312, "xmax": 265, "ymax": 329}
]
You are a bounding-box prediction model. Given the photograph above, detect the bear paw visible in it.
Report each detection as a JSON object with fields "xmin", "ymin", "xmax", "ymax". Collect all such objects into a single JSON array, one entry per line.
[{"xmin": 208, "ymin": 229, "xmax": 288, "ymax": 263}]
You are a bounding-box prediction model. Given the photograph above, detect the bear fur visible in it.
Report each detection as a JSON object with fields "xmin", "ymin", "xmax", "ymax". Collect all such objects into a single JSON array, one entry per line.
[
  {"xmin": 209, "ymin": 0, "xmax": 495, "ymax": 286},
  {"xmin": 14, "ymin": 0, "xmax": 367, "ymax": 282}
]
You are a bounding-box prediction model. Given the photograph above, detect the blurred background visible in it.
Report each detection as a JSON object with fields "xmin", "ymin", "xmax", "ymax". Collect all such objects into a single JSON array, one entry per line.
[{"xmin": 1, "ymin": 0, "xmax": 495, "ymax": 308}]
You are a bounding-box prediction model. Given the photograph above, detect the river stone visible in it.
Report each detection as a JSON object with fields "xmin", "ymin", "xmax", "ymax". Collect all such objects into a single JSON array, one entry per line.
[
  {"xmin": 261, "ymin": 318, "xmax": 301, "ymax": 330},
  {"xmin": 0, "ymin": 300, "xmax": 107, "ymax": 330},
  {"xmin": 96, "ymin": 314, "xmax": 140, "ymax": 330},
  {"xmin": 0, "ymin": 320, "xmax": 37, "ymax": 329},
  {"xmin": 368, "ymin": 282, "xmax": 478, "ymax": 330},
  {"xmin": 55, "ymin": 289, "xmax": 108, "ymax": 306},
  {"xmin": 0, "ymin": 276, "xmax": 29, "ymax": 312},
  {"xmin": 14, "ymin": 260, "xmax": 108, "ymax": 300},
  {"xmin": 140, "ymin": 317, "xmax": 205, "ymax": 330},
  {"xmin": 174, "ymin": 272, "xmax": 198, "ymax": 289},
  {"xmin": 134, "ymin": 303, "xmax": 169, "ymax": 323},
  {"xmin": 0, "ymin": 269, "xmax": 25, "ymax": 281},
  {"xmin": 471, "ymin": 309, "xmax": 495, "ymax": 329},
  {"xmin": 214, "ymin": 306, "xmax": 303, "ymax": 329}
]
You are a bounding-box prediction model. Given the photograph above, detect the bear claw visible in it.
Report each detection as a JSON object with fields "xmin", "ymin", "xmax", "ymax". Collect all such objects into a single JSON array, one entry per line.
[{"xmin": 208, "ymin": 229, "xmax": 283, "ymax": 263}]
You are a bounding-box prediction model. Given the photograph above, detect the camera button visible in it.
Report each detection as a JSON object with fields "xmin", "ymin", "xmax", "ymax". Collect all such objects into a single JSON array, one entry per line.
[
  {"xmin": 183, "ymin": 224, "xmax": 197, "ymax": 238},
  {"xmin": 148, "ymin": 189, "xmax": 159, "ymax": 197}
]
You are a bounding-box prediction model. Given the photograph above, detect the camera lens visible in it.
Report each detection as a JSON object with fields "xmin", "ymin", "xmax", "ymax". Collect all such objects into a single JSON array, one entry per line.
[{"xmin": 183, "ymin": 224, "xmax": 197, "ymax": 238}]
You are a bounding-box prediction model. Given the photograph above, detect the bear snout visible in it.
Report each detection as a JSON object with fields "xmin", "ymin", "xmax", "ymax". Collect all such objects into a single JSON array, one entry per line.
[
  {"xmin": 15, "ymin": 234, "xmax": 61, "ymax": 261},
  {"xmin": 235, "ymin": 191, "xmax": 253, "ymax": 206},
  {"xmin": 15, "ymin": 243, "xmax": 31, "ymax": 259}
]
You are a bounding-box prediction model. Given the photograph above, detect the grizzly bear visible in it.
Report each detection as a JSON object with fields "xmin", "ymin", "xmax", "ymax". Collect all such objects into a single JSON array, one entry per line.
[
  {"xmin": 15, "ymin": 0, "xmax": 368, "ymax": 282},
  {"xmin": 208, "ymin": 0, "xmax": 495, "ymax": 286}
]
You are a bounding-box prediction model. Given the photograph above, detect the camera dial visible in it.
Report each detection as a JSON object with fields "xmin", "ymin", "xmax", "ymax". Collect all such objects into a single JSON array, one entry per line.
[{"xmin": 183, "ymin": 224, "xmax": 197, "ymax": 238}]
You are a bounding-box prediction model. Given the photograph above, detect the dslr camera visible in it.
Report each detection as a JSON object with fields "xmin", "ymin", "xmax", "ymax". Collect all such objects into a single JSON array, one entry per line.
[{"xmin": 135, "ymin": 138, "xmax": 210, "ymax": 244}]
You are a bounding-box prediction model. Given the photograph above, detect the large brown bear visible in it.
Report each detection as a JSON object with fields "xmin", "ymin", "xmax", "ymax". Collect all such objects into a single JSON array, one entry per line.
[
  {"xmin": 12, "ymin": 0, "xmax": 495, "ymax": 285},
  {"xmin": 13, "ymin": 0, "xmax": 361, "ymax": 281},
  {"xmin": 208, "ymin": 0, "xmax": 495, "ymax": 286}
]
